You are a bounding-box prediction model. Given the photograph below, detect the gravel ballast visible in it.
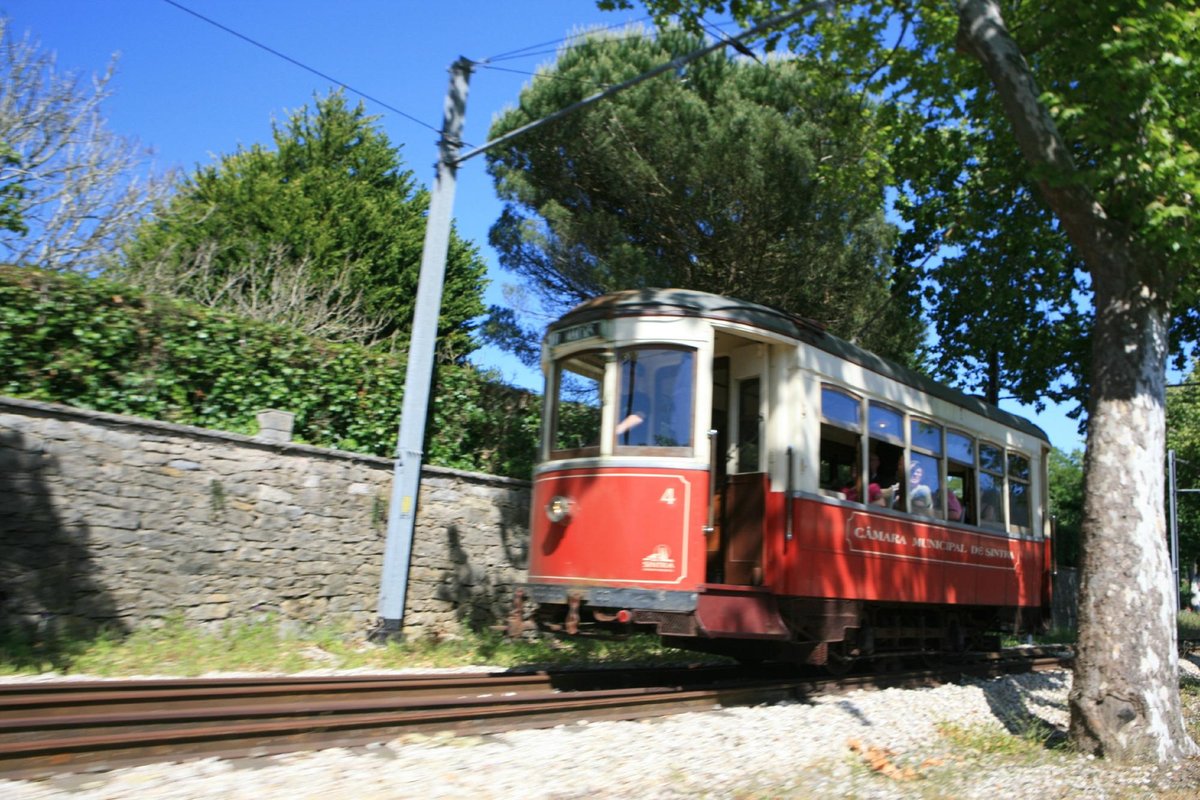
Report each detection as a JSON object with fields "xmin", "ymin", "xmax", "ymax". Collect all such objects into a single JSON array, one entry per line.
[{"xmin": 1, "ymin": 658, "xmax": 1198, "ymax": 799}]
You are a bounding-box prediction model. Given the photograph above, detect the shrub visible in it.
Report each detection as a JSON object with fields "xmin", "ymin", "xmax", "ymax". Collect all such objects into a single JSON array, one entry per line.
[{"xmin": 0, "ymin": 264, "xmax": 540, "ymax": 478}]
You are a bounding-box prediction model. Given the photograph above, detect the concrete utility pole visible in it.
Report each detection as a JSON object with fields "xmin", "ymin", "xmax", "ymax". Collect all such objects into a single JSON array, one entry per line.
[
  {"xmin": 1168, "ymin": 449, "xmax": 1200, "ymax": 610},
  {"xmin": 1170, "ymin": 450, "xmax": 1181, "ymax": 609},
  {"xmin": 376, "ymin": 57, "xmax": 472, "ymax": 636},
  {"xmin": 375, "ymin": 3, "xmax": 826, "ymax": 636}
]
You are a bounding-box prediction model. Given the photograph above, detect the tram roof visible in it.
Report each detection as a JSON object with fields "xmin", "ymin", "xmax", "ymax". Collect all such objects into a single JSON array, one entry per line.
[{"xmin": 550, "ymin": 288, "xmax": 1049, "ymax": 444}]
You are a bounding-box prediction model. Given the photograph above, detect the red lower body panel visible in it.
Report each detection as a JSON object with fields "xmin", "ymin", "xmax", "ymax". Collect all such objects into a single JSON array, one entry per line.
[
  {"xmin": 529, "ymin": 466, "xmax": 709, "ymax": 591},
  {"xmin": 528, "ymin": 468, "xmax": 1045, "ymax": 621},
  {"xmin": 767, "ymin": 494, "xmax": 1044, "ymax": 608}
]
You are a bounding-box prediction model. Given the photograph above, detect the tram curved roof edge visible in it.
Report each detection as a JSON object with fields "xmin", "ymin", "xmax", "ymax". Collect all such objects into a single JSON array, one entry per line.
[{"xmin": 550, "ymin": 288, "xmax": 1049, "ymax": 444}]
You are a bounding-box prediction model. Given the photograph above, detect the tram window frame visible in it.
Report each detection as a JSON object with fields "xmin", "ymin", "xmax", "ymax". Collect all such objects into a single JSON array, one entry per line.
[
  {"xmin": 548, "ymin": 349, "xmax": 604, "ymax": 460},
  {"xmin": 945, "ymin": 430, "xmax": 976, "ymax": 525},
  {"xmin": 867, "ymin": 402, "xmax": 904, "ymax": 509},
  {"xmin": 978, "ymin": 441, "xmax": 1007, "ymax": 532},
  {"xmin": 908, "ymin": 418, "xmax": 943, "ymax": 519},
  {"xmin": 1007, "ymin": 451, "xmax": 1033, "ymax": 536},
  {"xmin": 819, "ymin": 386, "xmax": 863, "ymax": 500},
  {"xmin": 613, "ymin": 344, "xmax": 697, "ymax": 457}
]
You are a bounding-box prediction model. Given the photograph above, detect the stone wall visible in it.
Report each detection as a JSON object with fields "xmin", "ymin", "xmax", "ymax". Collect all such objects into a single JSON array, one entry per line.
[
  {"xmin": 0, "ymin": 396, "xmax": 531, "ymax": 638},
  {"xmin": 0, "ymin": 395, "xmax": 1083, "ymax": 642}
]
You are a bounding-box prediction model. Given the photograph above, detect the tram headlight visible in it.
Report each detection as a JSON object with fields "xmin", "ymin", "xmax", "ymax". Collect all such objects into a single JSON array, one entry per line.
[{"xmin": 545, "ymin": 495, "xmax": 573, "ymax": 524}]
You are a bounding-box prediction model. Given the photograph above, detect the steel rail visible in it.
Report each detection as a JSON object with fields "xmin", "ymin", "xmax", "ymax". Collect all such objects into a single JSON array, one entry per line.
[{"xmin": 0, "ymin": 653, "xmax": 1070, "ymax": 780}]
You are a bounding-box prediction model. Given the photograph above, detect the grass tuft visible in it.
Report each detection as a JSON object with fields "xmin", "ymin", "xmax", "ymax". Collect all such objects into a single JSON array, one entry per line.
[
  {"xmin": 1179, "ymin": 610, "xmax": 1200, "ymax": 641},
  {"xmin": 0, "ymin": 617, "xmax": 706, "ymax": 678},
  {"xmin": 935, "ymin": 716, "xmax": 1063, "ymax": 760}
]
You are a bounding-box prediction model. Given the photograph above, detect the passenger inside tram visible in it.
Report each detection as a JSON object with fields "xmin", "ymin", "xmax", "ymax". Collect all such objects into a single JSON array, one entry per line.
[
  {"xmin": 615, "ymin": 349, "xmax": 694, "ymax": 449},
  {"xmin": 873, "ymin": 445, "xmax": 902, "ymax": 507},
  {"xmin": 615, "ymin": 392, "xmax": 649, "ymax": 438},
  {"xmin": 841, "ymin": 461, "xmax": 884, "ymax": 505},
  {"xmin": 947, "ymin": 487, "xmax": 965, "ymax": 521},
  {"xmin": 907, "ymin": 461, "xmax": 935, "ymax": 516}
]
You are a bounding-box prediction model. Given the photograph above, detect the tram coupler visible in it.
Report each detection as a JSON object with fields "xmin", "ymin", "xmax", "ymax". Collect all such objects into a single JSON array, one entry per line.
[
  {"xmin": 499, "ymin": 589, "xmax": 537, "ymax": 639},
  {"xmin": 506, "ymin": 589, "xmax": 526, "ymax": 639}
]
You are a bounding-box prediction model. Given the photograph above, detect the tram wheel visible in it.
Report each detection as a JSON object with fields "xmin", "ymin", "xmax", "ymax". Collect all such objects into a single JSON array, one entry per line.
[
  {"xmin": 920, "ymin": 646, "xmax": 945, "ymax": 669},
  {"xmin": 824, "ymin": 642, "xmax": 857, "ymax": 676}
]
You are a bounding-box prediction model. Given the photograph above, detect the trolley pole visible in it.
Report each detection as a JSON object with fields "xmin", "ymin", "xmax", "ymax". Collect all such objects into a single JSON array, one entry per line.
[{"xmin": 375, "ymin": 57, "xmax": 472, "ymax": 637}]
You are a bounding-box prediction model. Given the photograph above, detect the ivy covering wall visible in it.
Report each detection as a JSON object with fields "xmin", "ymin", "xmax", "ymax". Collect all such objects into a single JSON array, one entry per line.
[{"xmin": 0, "ymin": 265, "xmax": 542, "ymax": 479}]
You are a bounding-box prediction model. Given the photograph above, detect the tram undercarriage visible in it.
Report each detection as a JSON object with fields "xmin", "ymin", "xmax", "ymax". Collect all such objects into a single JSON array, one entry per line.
[{"xmin": 518, "ymin": 585, "xmax": 1042, "ymax": 669}]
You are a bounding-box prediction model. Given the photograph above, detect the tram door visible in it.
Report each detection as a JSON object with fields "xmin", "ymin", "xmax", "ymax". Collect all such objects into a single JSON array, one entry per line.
[{"xmin": 711, "ymin": 343, "xmax": 766, "ymax": 586}]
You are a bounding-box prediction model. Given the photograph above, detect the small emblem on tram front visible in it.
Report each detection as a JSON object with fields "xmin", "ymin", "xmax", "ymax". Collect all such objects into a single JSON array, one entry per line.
[{"xmin": 642, "ymin": 545, "xmax": 675, "ymax": 572}]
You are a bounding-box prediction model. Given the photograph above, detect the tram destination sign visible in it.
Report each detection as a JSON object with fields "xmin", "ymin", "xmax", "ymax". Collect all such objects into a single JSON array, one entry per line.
[{"xmin": 550, "ymin": 321, "xmax": 604, "ymax": 346}]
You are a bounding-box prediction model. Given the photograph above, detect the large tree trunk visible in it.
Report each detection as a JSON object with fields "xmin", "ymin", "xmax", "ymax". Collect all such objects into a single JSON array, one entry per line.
[
  {"xmin": 1072, "ymin": 273, "xmax": 1194, "ymax": 761},
  {"xmin": 955, "ymin": 0, "xmax": 1197, "ymax": 761}
]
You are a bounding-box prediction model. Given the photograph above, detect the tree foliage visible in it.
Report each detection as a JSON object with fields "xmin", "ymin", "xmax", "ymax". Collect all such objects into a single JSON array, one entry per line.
[
  {"xmin": 485, "ymin": 27, "xmax": 921, "ymax": 364},
  {"xmin": 1047, "ymin": 447, "xmax": 1083, "ymax": 569},
  {"xmin": 0, "ymin": 16, "xmax": 172, "ymax": 272},
  {"xmin": 910, "ymin": 2, "xmax": 1196, "ymax": 410},
  {"xmin": 608, "ymin": 2, "xmax": 1199, "ymax": 411},
  {"xmin": 607, "ymin": 0, "xmax": 1199, "ymax": 762},
  {"xmin": 121, "ymin": 92, "xmax": 488, "ymax": 357}
]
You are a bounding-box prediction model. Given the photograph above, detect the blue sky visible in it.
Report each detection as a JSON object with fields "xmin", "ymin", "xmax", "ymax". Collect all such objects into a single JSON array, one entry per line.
[{"xmin": 3, "ymin": 0, "xmax": 1087, "ymax": 453}]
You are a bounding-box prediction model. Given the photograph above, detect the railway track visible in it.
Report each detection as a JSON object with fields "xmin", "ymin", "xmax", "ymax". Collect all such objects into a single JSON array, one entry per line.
[{"xmin": 0, "ymin": 651, "xmax": 1069, "ymax": 780}]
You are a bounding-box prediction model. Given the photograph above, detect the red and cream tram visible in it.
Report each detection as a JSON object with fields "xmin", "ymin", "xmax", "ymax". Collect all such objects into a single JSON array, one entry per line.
[{"xmin": 522, "ymin": 289, "xmax": 1053, "ymax": 666}]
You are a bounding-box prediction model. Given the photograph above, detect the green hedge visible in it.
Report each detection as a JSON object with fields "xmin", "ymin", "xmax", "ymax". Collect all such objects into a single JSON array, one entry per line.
[{"xmin": 0, "ymin": 265, "xmax": 541, "ymax": 479}]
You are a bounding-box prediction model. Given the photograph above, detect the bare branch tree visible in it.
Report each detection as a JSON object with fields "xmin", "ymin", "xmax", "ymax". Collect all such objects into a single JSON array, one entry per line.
[
  {"xmin": 0, "ymin": 16, "xmax": 174, "ymax": 272},
  {"xmin": 127, "ymin": 239, "xmax": 389, "ymax": 345}
]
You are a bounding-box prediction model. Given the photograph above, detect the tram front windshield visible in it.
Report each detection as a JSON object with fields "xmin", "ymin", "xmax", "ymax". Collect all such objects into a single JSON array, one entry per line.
[{"xmin": 615, "ymin": 346, "xmax": 694, "ymax": 451}]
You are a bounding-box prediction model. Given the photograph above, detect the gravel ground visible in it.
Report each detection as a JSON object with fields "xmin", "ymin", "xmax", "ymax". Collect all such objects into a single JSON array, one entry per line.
[{"xmin": 2, "ymin": 656, "xmax": 1199, "ymax": 800}]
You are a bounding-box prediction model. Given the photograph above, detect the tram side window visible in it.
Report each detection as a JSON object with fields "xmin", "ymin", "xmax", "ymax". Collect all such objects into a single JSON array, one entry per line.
[
  {"xmin": 551, "ymin": 351, "xmax": 603, "ymax": 457},
  {"xmin": 979, "ymin": 442, "xmax": 1007, "ymax": 530},
  {"xmin": 946, "ymin": 431, "xmax": 976, "ymax": 524},
  {"xmin": 820, "ymin": 386, "xmax": 862, "ymax": 500},
  {"xmin": 1008, "ymin": 452, "xmax": 1032, "ymax": 534},
  {"xmin": 868, "ymin": 403, "xmax": 904, "ymax": 508},
  {"xmin": 909, "ymin": 419, "xmax": 943, "ymax": 518},
  {"xmin": 735, "ymin": 378, "xmax": 760, "ymax": 472}
]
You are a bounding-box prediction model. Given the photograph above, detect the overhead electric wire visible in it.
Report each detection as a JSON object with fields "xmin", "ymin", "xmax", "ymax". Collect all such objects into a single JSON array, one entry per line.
[
  {"xmin": 485, "ymin": 34, "xmax": 649, "ymax": 64},
  {"xmin": 480, "ymin": 47, "xmax": 567, "ymax": 63},
  {"xmin": 475, "ymin": 15, "xmax": 745, "ymax": 108},
  {"xmin": 486, "ymin": 36, "xmax": 589, "ymax": 63},
  {"xmin": 483, "ymin": 14, "xmax": 654, "ymax": 62},
  {"xmin": 159, "ymin": 0, "xmax": 441, "ymax": 136},
  {"xmin": 457, "ymin": 1, "xmax": 829, "ymax": 164},
  {"xmin": 473, "ymin": 62, "xmax": 614, "ymax": 89},
  {"xmin": 482, "ymin": 29, "xmax": 667, "ymax": 65},
  {"xmin": 699, "ymin": 16, "xmax": 760, "ymax": 61}
]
